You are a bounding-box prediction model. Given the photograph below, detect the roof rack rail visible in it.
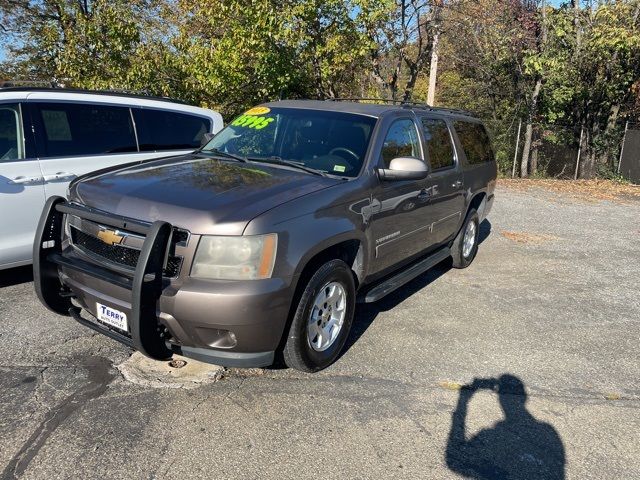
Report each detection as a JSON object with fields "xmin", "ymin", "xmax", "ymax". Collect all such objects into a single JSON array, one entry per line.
[
  {"xmin": 326, "ymin": 97, "xmax": 475, "ymax": 117},
  {"xmin": 327, "ymin": 97, "xmax": 415, "ymax": 105}
]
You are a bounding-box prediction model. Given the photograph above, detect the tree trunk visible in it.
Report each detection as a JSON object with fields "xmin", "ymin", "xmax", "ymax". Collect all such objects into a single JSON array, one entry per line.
[
  {"xmin": 531, "ymin": 145, "xmax": 539, "ymax": 176},
  {"xmin": 578, "ymin": 125, "xmax": 598, "ymax": 179},
  {"xmin": 520, "ymin": 123, "xmax": 533, "ymax": 177},
  {"xmin": 600, "ymin": 104, "xmax": 620, "ymax": 169},
  {"xmin": 520, "ymin": 78, "xmax": 542, "ymax": 177}
]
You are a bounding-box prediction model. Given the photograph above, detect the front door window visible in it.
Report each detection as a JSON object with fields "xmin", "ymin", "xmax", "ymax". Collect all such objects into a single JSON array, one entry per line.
[{"xmin": 380, "ymin": 118, "xmax": 422, "ymax": 167}]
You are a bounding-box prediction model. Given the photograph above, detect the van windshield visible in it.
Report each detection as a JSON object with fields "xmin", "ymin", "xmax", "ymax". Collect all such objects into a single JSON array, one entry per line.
[{"xmin": 201, "ymin": 107, "xmax": 377, "ymax": 177}]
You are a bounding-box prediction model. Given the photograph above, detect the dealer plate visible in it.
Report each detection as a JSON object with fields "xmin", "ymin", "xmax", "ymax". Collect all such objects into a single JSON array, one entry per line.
[{"xmin": 96, "ymin": 303, "xmax": 128, "ymax": 332}]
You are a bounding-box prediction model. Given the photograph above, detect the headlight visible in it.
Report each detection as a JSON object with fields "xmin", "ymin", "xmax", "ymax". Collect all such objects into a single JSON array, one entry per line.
[{"xmin": 191, "ymin": 234, "xmax": 277, "ymax": 280}]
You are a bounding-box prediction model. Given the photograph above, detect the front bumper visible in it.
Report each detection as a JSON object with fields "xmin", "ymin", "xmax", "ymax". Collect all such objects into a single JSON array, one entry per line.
[{"xmin": 33, "ymin": 197, "xmax": 293, "ymax": 368}]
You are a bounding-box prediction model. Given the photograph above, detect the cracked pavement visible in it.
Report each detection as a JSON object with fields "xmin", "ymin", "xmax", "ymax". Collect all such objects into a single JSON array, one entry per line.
[{"xmin": 1, "ymin": 184, "xmax": 639, "ymax": 479}]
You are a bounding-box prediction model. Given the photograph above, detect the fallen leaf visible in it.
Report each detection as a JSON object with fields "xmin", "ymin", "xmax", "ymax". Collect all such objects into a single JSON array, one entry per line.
[
  {"xmin": 438, "ymin": 380, "xmax": 463, "ymax": 391},
  {"xmin": 500, "ymin": 231, "xmax": 558, "ymax": 244},
  {"xmin": 604, "ymin": 392, "xmax": 622, "ymax": 401}
]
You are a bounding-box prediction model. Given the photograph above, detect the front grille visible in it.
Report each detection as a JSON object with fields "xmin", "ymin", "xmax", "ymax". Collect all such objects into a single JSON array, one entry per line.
[
  {"xmin": 73, "ymin": 229, "xmax": 140, "ymax": 268},
  {"xmin": 71, "ymin": 227, "xmax": 183, "ymax": 277}
]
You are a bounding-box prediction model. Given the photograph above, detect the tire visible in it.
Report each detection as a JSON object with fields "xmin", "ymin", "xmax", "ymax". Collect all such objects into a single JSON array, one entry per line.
[
  {"xmin": 283, "ymin": 259, "xmax": 356, "ymax": 372},
  {"xmin": 451, "ymin": 209, "xmax": 480, "ymax": 269}
]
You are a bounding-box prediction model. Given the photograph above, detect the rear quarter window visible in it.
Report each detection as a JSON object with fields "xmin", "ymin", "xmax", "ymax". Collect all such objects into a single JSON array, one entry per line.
[
  {"xmin": 453, "ymin": 121, "xmax": 495, "ymax": 165},
  {"xmin": 134, "ymin": 109, "xmax": 211, "ymax": 151}
]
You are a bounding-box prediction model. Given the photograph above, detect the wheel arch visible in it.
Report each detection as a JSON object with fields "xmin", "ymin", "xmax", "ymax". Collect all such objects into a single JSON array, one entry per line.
[
  {"xmin": 468, "ymin": 191, "xmax": 487, "ymax": 216},
  {"xmin": 275, "ymin": 236, "xmax": 364, "ymax": 356},
  {"xmin": 293, "ymin": 236, "xmax": 365, "ymax": 289}
]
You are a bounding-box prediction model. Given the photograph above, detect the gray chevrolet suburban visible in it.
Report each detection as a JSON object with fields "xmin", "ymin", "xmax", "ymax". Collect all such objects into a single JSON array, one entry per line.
[{"xmin": 34, "ymin": 100, "xmax": 496, "ymax": 372}]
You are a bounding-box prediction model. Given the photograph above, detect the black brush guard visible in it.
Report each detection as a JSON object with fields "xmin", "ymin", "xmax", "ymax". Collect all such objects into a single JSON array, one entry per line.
[{"xmin": 33, "ymin": 196, "xmax": 172, "ymax": 360}]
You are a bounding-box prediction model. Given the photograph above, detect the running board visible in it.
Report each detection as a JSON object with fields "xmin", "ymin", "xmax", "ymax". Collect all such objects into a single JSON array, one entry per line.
[{"xmin": 359, "ymin": 247, "xmax": 451, "ymax": 303}]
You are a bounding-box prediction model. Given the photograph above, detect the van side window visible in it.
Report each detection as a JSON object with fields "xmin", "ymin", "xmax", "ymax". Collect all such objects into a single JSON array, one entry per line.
[
  {"xmin": 453, "ymin": 121, "xmax": 495, "ymax": 165},
  {"xmin": 35, "ymin": 103, "xmax": 137, "ymax": 158},
  {"xmin": 0, "ymin": 104, "xmax": 24, "ymax": 162},
  {"xmin": 133, "ymin": 109, "xmax": 211, "ymax": 151},
  {"xmin": 421, "ymin": 118, "xmax": 454, "ymax": 170},
  {"xmin": 381, "ymin": 118, "xmax": 421, "ymax": 168}
]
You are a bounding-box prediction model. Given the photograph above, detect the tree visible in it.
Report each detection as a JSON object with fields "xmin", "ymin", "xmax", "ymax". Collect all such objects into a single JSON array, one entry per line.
[
  {"xmin": 355, "ymin": 0, "xmax": 439, "ymax": 101},
  {"xmin": 0, "ymin": 0, "xmax": 153, "ymax": 87},
  {"xmin": 437, "ymin": 0, "xmax": 539, "ymax": 173},
  {"xmin": 540, "ymin": 1, "xmax": 640, "ymax": 177},
  {"xmin": 286, "ymin": 0, "xmax": 368, "ymax": 99}
]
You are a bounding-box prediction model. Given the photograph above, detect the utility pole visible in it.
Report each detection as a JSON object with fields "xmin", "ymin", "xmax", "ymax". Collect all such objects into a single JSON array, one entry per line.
[
  {"xmin": 427, "ymin": 1, "xmax": 443, "ymax": 106},
  {"xmin": 427, "ymin": 30, "xmax": 439, "ymax": 105},
  {"xmin": 573, "ymin": 0, "xmax": 581, "ymax": 49}
]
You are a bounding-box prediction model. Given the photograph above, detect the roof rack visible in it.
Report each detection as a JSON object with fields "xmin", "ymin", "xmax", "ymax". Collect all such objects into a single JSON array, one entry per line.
[
  {"xmin": 327, "ymin": 97, "xmax": 413, "ymax": 105},
  {"xmin": 0, "ymin": 83, "xmax": 188, "ymax": 105},
  {"xmin": 326, "ymin": 97, "xmax": 476, "ymax": 117}
]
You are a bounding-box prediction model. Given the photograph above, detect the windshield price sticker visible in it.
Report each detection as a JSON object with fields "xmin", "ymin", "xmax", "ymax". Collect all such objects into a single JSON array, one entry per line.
[
  {"xmin": 231, "ymin": 114, "xmax": 275, "ymax": 130},
  {"xmin": 244, "ymin": 106, "xmax": 271, "ymax": 116}
]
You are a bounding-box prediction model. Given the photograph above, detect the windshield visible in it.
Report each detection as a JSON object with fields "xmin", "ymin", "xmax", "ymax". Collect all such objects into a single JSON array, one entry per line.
[{"xmin": 202, "ymin": 107, "xmax": 377, "ymax": 177}]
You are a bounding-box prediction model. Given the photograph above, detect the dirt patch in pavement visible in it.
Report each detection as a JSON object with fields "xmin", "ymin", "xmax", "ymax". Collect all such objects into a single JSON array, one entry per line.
[
  {"xmin": 500, "ymin": 231, "xmax": 559, "ymax": 244},
  {"xmin": 499, "ymin": 178, "xmax": 640, "ymax": 203},
  {"xmin": 117, "ymin": 352, "xmax": 224, "ymax": 389}
]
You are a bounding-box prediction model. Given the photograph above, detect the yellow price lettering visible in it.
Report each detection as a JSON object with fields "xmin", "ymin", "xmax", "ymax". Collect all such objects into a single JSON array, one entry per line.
[
  {"xmin": 254, "ymin": 117, "xmax": 274, "ymax": 130},
  {"xmin": 231, "ymin": 115, "xmax": 274, "ymax": 130}
]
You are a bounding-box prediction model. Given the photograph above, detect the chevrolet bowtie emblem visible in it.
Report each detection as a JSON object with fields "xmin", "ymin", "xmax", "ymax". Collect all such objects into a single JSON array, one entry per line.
[{"xmin": 97, "ymin": 229, "xmax": 125, "ymax": 246}]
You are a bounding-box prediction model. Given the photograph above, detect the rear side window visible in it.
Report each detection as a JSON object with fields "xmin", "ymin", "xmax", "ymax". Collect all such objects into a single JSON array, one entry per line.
[
  {"xmin": 421, "ymin": 118, "xmax": 454, "ymax": 170},
  {"xmin": 453, "ymin": 121, "xmax": 494, "ymax": 165},
  {"xmin": 35, "ymin": 103, "xmax": 137, "ymax": 158},
  {"xmin": 133, "ymin": 109, "xmax": 210, "ymax": 151},
  {"xmin": 381, "ymin": 118, "xmax": 421, "ymax": 168},
  {"xmin": 0, "ymin": 104, "xmax": 24, "ymax": 162}
]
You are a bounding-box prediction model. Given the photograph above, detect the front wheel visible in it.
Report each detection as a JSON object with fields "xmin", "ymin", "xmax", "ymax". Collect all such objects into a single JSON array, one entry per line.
[
  {"xmin": 451, "ymin": 209, "xmax": 480, "ymax": 269},
  {"xmin": 283, "ymin": 259, "xmax": 356, "ymax": 372}
]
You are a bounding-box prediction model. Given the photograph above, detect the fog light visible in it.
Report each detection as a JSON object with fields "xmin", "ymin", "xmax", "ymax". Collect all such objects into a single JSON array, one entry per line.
[{"xmin": 196, "ymin": 327, "xmax": 238, "ymax": 348}]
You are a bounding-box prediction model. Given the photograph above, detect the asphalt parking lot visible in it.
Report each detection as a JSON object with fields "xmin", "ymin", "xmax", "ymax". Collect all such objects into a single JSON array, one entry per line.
[{"xmin": 1, "ymin": 183, "xmax": 639, "ymax": 480}]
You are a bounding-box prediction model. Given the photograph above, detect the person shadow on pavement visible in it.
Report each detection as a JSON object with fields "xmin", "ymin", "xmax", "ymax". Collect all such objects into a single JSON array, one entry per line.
[{"xmin": 446, "ymin": 375, "xmax": 565, "ymax": 480}]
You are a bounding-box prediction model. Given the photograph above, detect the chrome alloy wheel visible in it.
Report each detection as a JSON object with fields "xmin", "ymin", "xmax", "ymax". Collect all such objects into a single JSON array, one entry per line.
[
  {"xmin": 462, "ymin": 220, "xmax": 477, "ymax": 258},
  {"xmin": 307, "ymin": 281, "xmax": 347, "ymax": 352}
]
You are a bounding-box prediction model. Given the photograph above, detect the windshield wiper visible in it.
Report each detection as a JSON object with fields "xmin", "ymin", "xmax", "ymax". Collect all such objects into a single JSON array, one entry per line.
[
  {"xmin": 201, "ymin": 148, "xmax": 248, "ymax": 163},
  {"xmin": 248, "ymin": 156, "xmax": 328, "ymax": 177}
]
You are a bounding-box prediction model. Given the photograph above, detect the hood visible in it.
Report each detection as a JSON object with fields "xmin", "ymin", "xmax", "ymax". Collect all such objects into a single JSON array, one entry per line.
[{"xmin": 69, "ymin": 154, "xmax": 340, "ymax": 235}]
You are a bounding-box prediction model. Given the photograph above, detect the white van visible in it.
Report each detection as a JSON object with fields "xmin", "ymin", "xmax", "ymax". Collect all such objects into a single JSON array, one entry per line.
[{"xmin": 0, "ymin": 87, "xmax": 223, "ymax": 269}]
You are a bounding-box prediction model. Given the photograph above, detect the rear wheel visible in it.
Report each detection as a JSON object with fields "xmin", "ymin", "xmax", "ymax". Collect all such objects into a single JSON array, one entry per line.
[
  {"xmin": 451, "ymin": 209, "xmax": 480, "ymax": 269},
  {"xmin": 283, "ymin": 259, "xmax": 355, "ymax": 372}
]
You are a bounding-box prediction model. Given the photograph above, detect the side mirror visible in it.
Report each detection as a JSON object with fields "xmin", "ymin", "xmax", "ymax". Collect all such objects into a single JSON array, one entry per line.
[
  {"xmin": 200, "ymin": 132, "xmax": 216, "ymax": 147},
  {"xmin": 378, "ymin": 157, "xmax": 429, "ymax": 181}
]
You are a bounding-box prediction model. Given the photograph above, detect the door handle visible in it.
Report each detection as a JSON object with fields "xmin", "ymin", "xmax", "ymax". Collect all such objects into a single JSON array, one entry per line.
[
  {"xmin": 43, "ymin": 172, "xmax": 77, "ymax": 182},
  {"xmin": 452, "ymin": 180, "xmax": 463, "ymax": 189},
  {"xmin": 417, "ymin": 188, "xmax": 432, "ymax": 201},
  {"xmin": 8, "ymin": 175, "xmax": 42, "ymax": 185}
]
